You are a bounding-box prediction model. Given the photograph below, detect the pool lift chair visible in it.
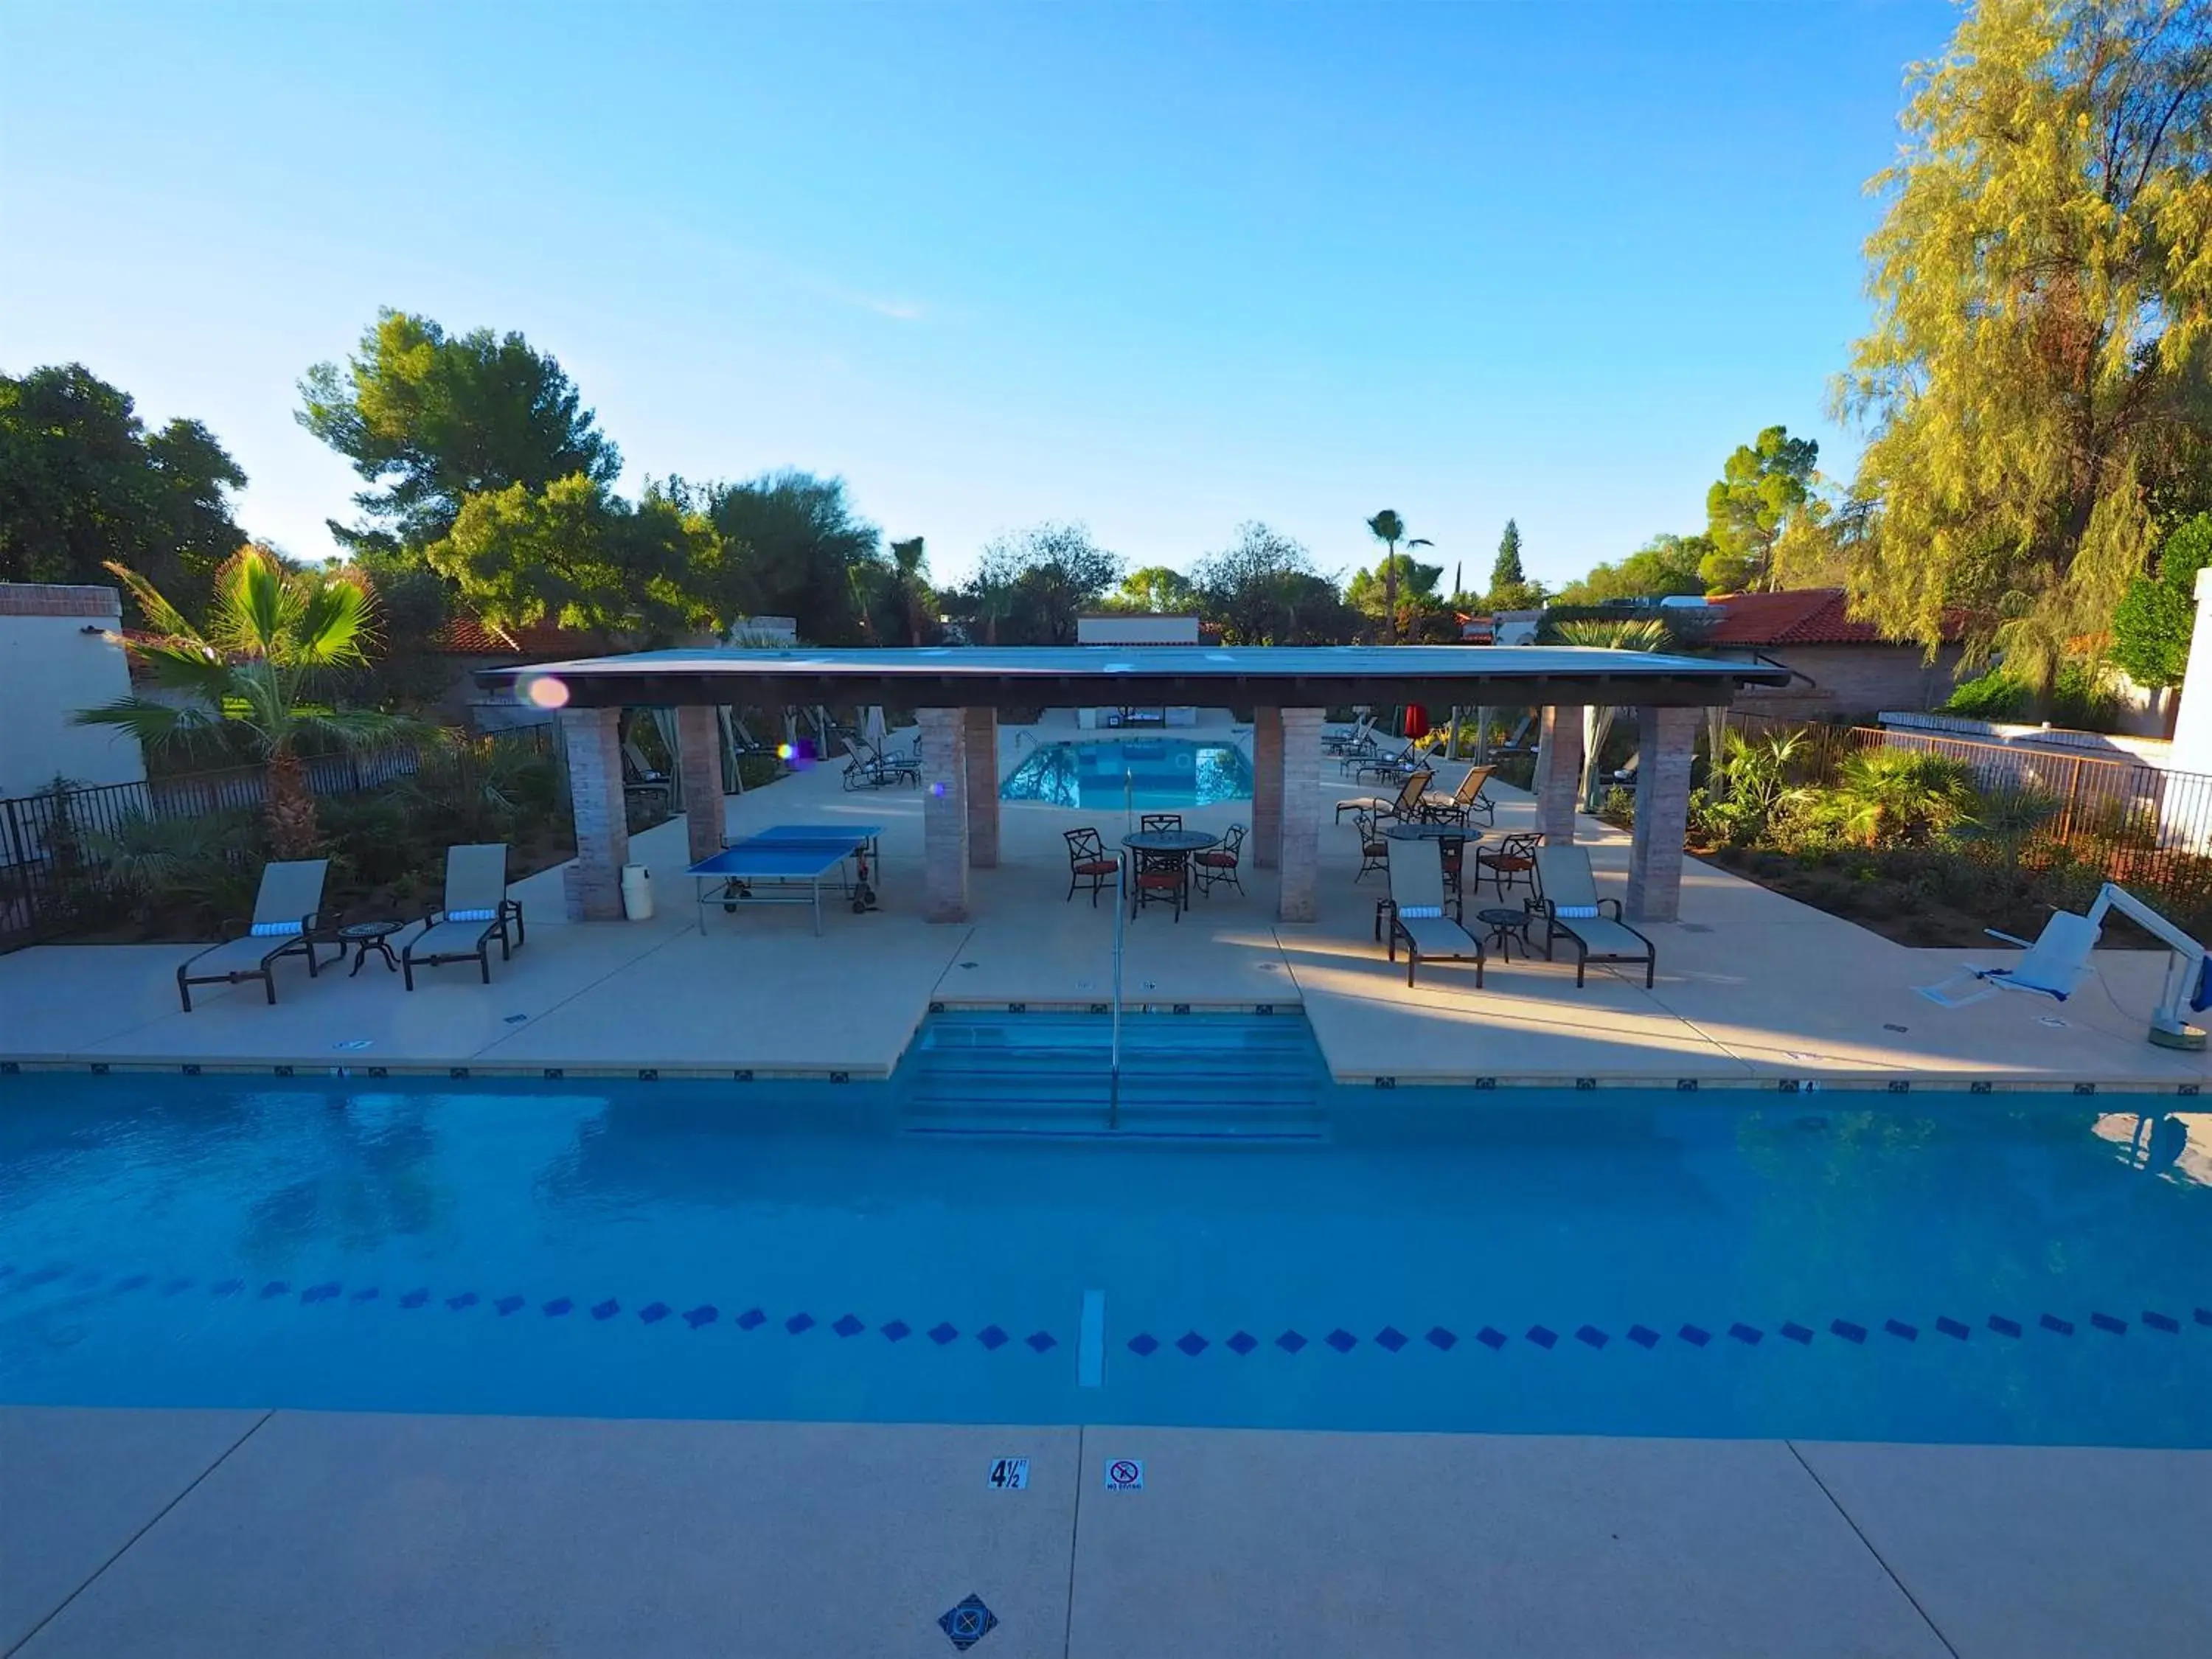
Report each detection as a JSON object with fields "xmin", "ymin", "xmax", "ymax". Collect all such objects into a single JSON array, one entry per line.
[{"xmin": 1915, "ymin": 882, "xmax": 2211, "ymax": 1051}]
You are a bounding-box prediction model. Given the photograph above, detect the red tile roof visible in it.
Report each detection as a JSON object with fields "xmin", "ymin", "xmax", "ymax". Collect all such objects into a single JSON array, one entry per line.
[
  {"xmin": 1705, "ymin": 588, "xmax": 1961, "ymax": 647},
  {"xmin": 429, "ymin": 618, "xmax": 608, "ymax": 656}
]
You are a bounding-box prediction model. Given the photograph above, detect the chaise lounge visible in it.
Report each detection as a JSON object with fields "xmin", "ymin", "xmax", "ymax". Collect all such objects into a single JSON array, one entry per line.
[
  {"xmin": 403, "ymin": 843, "xmax": 526, "ymax": 989},
  {"xmin": 1530, "ymin": 845, "xmax": 1656, "ymax": 988},
  {"xmin": 1384, "ymin": 836, "xmax": 1485, "ymax": 989},
  {"xmin": 175, "ymin": 858, "xmax": 335, "ymax": 1012}
]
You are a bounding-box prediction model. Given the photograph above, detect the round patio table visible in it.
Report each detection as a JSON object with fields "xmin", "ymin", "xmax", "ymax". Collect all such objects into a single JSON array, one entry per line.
[
  {"xmin": 1121, "ymin": 830, "xmax": 1220, "ymax": 910},
  {"xmin": 1475, "ymin": 906, "xmax": 1534, "ymax": 961},
  {"xmin": 335, "ymin": 919, "xmax": 405, "ymax": 977}
]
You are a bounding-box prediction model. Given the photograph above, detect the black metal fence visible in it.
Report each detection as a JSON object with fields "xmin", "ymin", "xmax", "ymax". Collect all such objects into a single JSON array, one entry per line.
[{"xmin": 0, "ymin": 734, "xmax": 549, "ymax": 950}]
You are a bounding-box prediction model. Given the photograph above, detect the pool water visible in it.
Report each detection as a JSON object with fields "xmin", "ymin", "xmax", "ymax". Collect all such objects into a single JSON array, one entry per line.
[
  {"xmin": 2, "ymin": 1047, "xmax": 2208, "ymax": 1446},
  {"xmin": 999, "ymin": 738, "xmax": 1253, "ymax": 809}
]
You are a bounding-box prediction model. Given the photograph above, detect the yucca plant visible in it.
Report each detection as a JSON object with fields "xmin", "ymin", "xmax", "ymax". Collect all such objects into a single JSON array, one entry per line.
[
  {"xmin": 1817, "ymin": 750, "xmax": 1980, "ymax": 848},
  {"xmin": 74, "ymin": 546, "xmax": 415, "ymax": 858}
]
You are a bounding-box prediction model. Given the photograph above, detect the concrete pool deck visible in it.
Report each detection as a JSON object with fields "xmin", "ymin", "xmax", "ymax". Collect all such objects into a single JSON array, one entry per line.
[
  {"xmin": 0, "ymin": 730, "xmax": 2207, "ymax": 1093},
  {"xmin": 2, "ymin": 1404, "xmax": 2206, "ymax": 1658}
]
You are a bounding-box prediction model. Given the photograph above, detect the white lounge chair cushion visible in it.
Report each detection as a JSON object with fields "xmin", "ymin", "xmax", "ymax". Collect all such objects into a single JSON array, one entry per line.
[
  {"xmin": 1554, "ymin": 915, "xmax": 1650, "ymax": 959},
  {"xmin": 1398, "ymin": 916, "xmax": 1481, "ymax": 957},
  {"xmin": 187, "ymin": 935, "xmax": 290, "ymax": 974},
  {"xmin": 411, "ymin": 918, "xmax": 497, "ymax": 958}
]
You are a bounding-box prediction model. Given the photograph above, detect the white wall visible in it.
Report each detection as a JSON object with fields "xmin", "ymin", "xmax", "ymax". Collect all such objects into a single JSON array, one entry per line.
[
  {"xmin": 0, "ymin": 587, "xmax": 145, "ymax": 799},
  {"xmin": 1077, "ymin": 614, "xmax": 1203, "ymax": 645}
]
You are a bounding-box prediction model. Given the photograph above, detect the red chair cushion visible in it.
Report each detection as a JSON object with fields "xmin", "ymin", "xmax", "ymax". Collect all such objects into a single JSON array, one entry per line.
[
  {"xmin": 1074, "ymin": 860, "xmax": 1118, "ymax": 874},
  {"xmin": 1136, "ymin": 872, "xmax": 1180, "ymax": 889},
  {"xmin": 1195, "ymin": 852, "xmax": 1234, "ymax": 866}
]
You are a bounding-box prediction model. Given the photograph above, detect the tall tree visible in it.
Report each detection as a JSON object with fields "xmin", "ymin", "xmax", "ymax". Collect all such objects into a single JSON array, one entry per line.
[
  {"xmin": 0, "ymin": 364, "xmax": 247, "ymax": 622},
  {"xmin": 1346, "ymin": 549, "xmax": 1446, "ymax": 641},
  {"xmin": 952, "ymin": 523, "xmax": 1119, "ymax": 644},
  {"xmin": 2109, "ymin": 512, "xmax": 2212, "ymax": 688},
  {"xmin": 1830, "ymin": 0, "xmax": 2212, "ymax": 702},
  {"xmin": 1108, "ymin": 566, "xmax": 1200, "ymax": 613},
  {"xmin": 1189, "ymin": 523, "xmax": 1352, "ymax": 644},
  {"xmin": 692, "ymin": 470, "xmax": 883, "ymax": 644},
  {"xmin": 1703, "ymin": 425, "xmax": 1820, "ymax": 591},
  {"xmin": 884, "ymin": 536, "xmax": 935, "ymax": 645},
  {"xmin": 1491, "ymin": 519, "xmax": 1525, "ymax": 591},
  {"xmin": 75, "ymin": 549, "xmax": 410, "ymax": 858},
  {"xmin": 1551, "ymin": 534, "xmax": 1712, "ymax": 606},
  {"xmin": 299, "ymin": 310, "xmax": 621, "ymax": 553},
  {"xmin": 1363, "ymin": 510, "xmax": 1432, "ymax": 644}
]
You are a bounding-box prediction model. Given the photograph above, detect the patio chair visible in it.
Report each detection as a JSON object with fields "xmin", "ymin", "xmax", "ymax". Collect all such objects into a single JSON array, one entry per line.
[
  {"xmin": 1337, "ymin": 767, "xmax": 1433, "ymax": 827},
  {"xmin": 1384, "ymin": 837, "xmax": 1485, "ymax": 989},
  {"xmin": 1324, "ymin": 714, "xmax": 1375, "ymax": 757},
  {"xmin": 175, "ymin": 859, "xmax": 335, "ymax": 1012},
  {"xmin": 1530, "ymin": 846, "xmax": 1656, "ymax": 988},
  {"xmin": 1193, "ymin": 823, "xmax": 1246, "ymax": 897},
  {"xmin": 622, "ymin": 739, "xmax": 672, "ymax": 813},
  {"xmin": 1139, "ymin": 813, "xmax": 1184, "ymax": 833},
  {"xmin": 841, "ymin": 733, "xmax": 914, "ymax": 791},
  {"xmin": 403, "ymin": 844, "xmax": 526, "ymax": 990},
  {"xmin": 1475, "ymin": 831, "xmax": 1543, "ymax": 902},
  {"xmin": 1489, "ymin": 713, "xmax": 1538, "ymax": 758},
  {"xmin": 1916, "ymin": 911, "xmax": 2102, "ymax": 1009},
  {"xmin": 1421, "ymin": 764, "xmax": 1497, "ymax": 827},
  {"xmin": 1352, "ymin": 810, "xmax": 1390, "ymax": 883},
  {"xmin": 1129, "ymin": 847, "xmax": 1185, "ymax": 922},
  {"xmin": 1064, "ymin": 828, "xmax": 1121, "ymax": 907},
  {"xmin": 1349, "ymin": 740, "xmax": 1419, "ymax": 783}
]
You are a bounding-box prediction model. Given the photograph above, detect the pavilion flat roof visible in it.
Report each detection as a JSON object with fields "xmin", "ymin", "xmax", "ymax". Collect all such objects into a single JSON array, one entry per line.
[{"xmin": 478, "ymin": 644, "xmax": 1790, "ymax": 710}]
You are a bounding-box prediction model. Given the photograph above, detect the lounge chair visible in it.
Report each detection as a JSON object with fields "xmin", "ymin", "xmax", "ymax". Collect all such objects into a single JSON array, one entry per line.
[
  {"xmin": 1342, "ymin": 737, "xmax": 1409, "ymax": 779},
  {"xmin": 1338, "ymin": 767, "xmax": 1433, "ymax": 826},
  {"xmin": 1384, "ymin": 837, "xmax": 1484, "ymax": 989},
  {"xmin": 403, "ymin": 844, "xmax": 525, "ymax": 990},
  {"xmin": 1530, "ymin": 846, "xmax": 1656, "ymax": 988},
  {"xmin": 1324, "ymin": 715, "xmax": 1375, "ymax": 757},
  {"xmin": 1421, "ymin": 764, "xmax": 1497, "ymax": 827},
  {"xmin": 843, "ymin": 732, "xmax": 919, "ymax": 790},
  {"xmin": 175, "ymin": 859, "xmax": 335, "ymax": 1012},
  {"xmin": 1916, "ymin": 912, "xmax": 2101, "ymax": 1008}
]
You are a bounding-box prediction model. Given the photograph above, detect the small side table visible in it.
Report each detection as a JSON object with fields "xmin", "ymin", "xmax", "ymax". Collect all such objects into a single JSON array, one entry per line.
[
  {"xmin": 336, "ymin": 919, "xmax": 404, "ymax": 977},
  {"xmin": 1475, "ymin": 907, "xmax": 1534, "ymax": 962}
]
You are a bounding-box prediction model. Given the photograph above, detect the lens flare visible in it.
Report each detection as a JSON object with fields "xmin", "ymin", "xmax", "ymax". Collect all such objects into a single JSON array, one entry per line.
[{"xmin": 524, "ymin": 675, "xmax": 570, "ymax": 710}]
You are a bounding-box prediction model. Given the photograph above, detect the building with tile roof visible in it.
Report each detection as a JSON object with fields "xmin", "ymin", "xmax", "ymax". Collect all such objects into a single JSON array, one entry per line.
[{"xmin": 1704, "ymin": 588, "xmax": 1968, "ymax": 720}]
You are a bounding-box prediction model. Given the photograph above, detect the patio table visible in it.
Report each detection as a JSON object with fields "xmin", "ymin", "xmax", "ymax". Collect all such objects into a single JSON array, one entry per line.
[{"xmin": 1121, "ymin": 829, "xmax": 1220, "ymax": 910}]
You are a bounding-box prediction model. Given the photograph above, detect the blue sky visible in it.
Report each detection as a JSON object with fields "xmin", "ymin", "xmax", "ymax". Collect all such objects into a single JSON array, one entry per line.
[{"xmin": 0, "ymin": 0, "xmax": 1958, "ymax": 592}]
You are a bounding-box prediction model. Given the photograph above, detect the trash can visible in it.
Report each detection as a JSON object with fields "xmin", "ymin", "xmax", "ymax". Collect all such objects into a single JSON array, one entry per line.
[{"xmin": 621, "ymin": 863, "xmax": 654, "ymax": 921}]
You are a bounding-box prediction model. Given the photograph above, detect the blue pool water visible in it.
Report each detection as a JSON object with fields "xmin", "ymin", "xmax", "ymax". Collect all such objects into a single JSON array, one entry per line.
[
  {"xmin": 2, "ymin": 1046, "xmax": 2208, "ymax": 1446},
  {"xmin": 999, "ymin": 738, "xmax": 1253, "ymax": 809}
]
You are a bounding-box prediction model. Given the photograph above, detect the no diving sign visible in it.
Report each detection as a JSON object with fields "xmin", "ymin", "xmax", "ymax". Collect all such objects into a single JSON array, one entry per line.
[{"xmin": 1104, "ymin": 1458, "xmax": 1144, "ymax": 1492}]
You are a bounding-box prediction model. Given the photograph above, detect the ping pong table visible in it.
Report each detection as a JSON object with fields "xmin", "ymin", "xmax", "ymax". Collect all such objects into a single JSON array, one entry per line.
[{"xmin": 685, "ymin": 824, "xmax": 884, "ymax": 936}]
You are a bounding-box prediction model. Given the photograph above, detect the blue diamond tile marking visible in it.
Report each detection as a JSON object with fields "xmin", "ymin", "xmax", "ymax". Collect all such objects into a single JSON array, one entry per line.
[
  {"xmin": 2143, "ymin": 1310, "xmax": 2180, "ymax": 1333},
  {"xmin": 1477, "ymin": 1326, "xmax": 1508, "ymax": 1350},
  {"xmin": 1276, "ymin": 1329, "xmax": 1307, "ymax": 1354},
  {"xmin": 928, "ymin": 1321, "xmax": 958, "ymax": 1344},
  {"xmin": 2195, "ymin": 1308, "xmax": 2212, "ymax": 1326},
  {"xmin": 640, "ymin": 1303, "xmax": 670, "ymax": 1325},
  {"xmin": 592, "ymin": 1299, "xmax": 621, "ymax": 1321},
  {"xmin": 543, "ymin": 1298, "xmax": 572, "ymax": 1317},
  {"xmin": 495, "ymin": 1295, "xmax": 524, "ymax": 1316},
  {"xmin": 1832, "ymin": 1320, "xmax": 1867, "ymax": 1343},
  {"xmin": 1026, "ymin": 1330, "xmax": 1057, "ymax": 1353},
  {"xmin": 1780, "ymin": 1322, "xmax": 1812, "ymax": 1344},
  {"xmin": 447, "ymin": 1292, "xmax": 479, "ymax": 1311},
  {"xmin": 1575, "ymin": 1324, "xmax": 1607, "ymax": 1349},
  {"xmin": 737, "ymin": 1307, "xmax": 767, "ymax": 1331},
  {"xmin": 1627, "ymin": 1324, "xmax": 1660, "ymax": 1349},
  {"xmin": 977, "ymin": 1326, "xmax": 1009, "ymax": 1351},
  {"xmin": 1729, "ymin": 1323, "xmax": 1762, "ymax": 1345},
  {"xmin": 684, "ymin": 1305, "xmax": 717, "ymax": 1329},
  {"xmin": 1525, "ymin": 1325, "xmax": 1557, "ymax": 1349},
  {"xmin": 2091, "ymin": 1312, "xmax": 2126, "ymax": 1335},
  {"xmin": 785, "ymin": 1312, "xmax": 815, "ymax": 1335},
  {"xmin": 400, "ymin": 1289, "xmax": 428, "ymax": 1309},
  {"xmin": 1989, "ymin": 1315, "xmax": 2022, "ymax": 1338},
  {"xmin": 1680, "ymin": 1324, "xmax": 1711, "ymax": 1347},
  {"xmin": 882, "ymin": 1319, "xmax": 911, "ymax": 1342},
  {"xmin": 1426, "ymin": 1326, "xmax": 1458, "ymax": 1351},
  {"xmin": 1128, "ymin": 1332, "xmax": 1161, "ymax": 1357},
  {"xmin": 1176, "ymin": 1330, "xmax": 1209, "ymax": 1357},
  {"xmin": 1326, "ymin": 1329, "xmax": 1358, "ymax": 1353},
  {"xmin": 2041, "ymin": 1313, "xmax": 2075, "ymax": 1335},
  {"xmin": 1228, "ymin": 1331, "xmax": 1259, "ymax": 1354},
  {"xmin": 260, "ymin": 1281, "xmax": 290, "ymax": 1300},
  {"xmin": 349, "ymin": 1288, "xmax": 378, "ymax": 1304},
  {"xmin": 832, "ymin": 1313, "xmax": 865, "ymax": 1338},
  {"xmin": 937, "ymin": 1593, "xmax": 998, "ymax": 1652},
  {"xmin": 1883, "ymin": 1319, "xmax": 1916, "ymax": 1342},
  {"xmin": 1376, "ymin": 1326, "xmax": 1409, "ymax": 1352},
  {"xmin": 301, "ymin": 1283, "xmax": 340, "ymax": 1304},
  {"xmin": 1936, "ymin": 1316, "xmax": 1969, "ymax": 1340}
]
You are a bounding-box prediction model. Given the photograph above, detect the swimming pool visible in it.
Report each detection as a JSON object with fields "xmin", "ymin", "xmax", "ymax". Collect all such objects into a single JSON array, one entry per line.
[
  {"xmin": 999, "ymin": 738, "xmax": 1253, "ymax": 808},
  {"xmin": 2, "ymin": 1054, "xmax": 2208, "ymax": 1446}
]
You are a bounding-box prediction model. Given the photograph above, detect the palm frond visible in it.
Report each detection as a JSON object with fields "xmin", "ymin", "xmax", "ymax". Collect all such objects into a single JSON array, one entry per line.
[
  {"xmin": 100, "ymin": 561, "xmax": 202, "ymax": 641},
  {"xmin": 127, "ymin": 641, "xmax": 237, "ymax": 708},
  {"xmin": 71, "ymin": 695, "xmax": 223, "ymax": 751},
  {"xmin": 292, "ymin": 706, "xmax": 423, "ymax": 749},
  {"xmin": 209, "ymin": 546, "xmax": 305, "ymax": 661},
  {"xmin": 291, "ymin": 573, "xmax": 375, "ymax": 667}
]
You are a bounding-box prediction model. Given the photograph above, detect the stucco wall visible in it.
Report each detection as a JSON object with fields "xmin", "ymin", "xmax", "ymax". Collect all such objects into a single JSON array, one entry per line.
[
  {"xmin": 0, "ymin": 585, "xmax": 146, "ymax": 798},
  {"xmin": 1726, "ymin": 644, "xmax": 1967, "ymax": 723}
]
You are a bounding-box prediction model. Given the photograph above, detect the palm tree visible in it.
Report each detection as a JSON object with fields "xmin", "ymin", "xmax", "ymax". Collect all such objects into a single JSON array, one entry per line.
[
  {"xmin": 888, "ymin": 537, "xmax": 931, "ymax": 645},
  {"xmin": 1366, "ymin": 511, "xmax": 1402, "ymax": 643},
  {"xmin": 1544, "ymin": 615, "xmax": 1671, "ymax": 810},
  {"xmin": 75, "ymin": 546, "xmax": 411, "ymax": 859}
]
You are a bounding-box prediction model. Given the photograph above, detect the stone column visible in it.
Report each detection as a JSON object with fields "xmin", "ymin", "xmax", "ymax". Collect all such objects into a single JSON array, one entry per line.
[
  {"xmin": 961, "ymin": 707, "xmax": 999, "ymax": 868},
  {"xmin": 1627, "ymin": 706, "xmax": 1699, "ymax": 923},
  {"xmin": 675, "ymin": 704, "xmax": 723, "ymax": 866},
  {"xmin": 1536, "ymin": 704, "xmax": 1585, "ymax": 844},
  {"xmin": 1251, "ymin": 706, "xmax": 1284, "ymax": 870},
  {"xmin": 918, "ymin": 707, "xmax": 969, "ymax": 922},
  {"xmin": 558, "ymin": 706, "xmax": 630, "ymax": 921},
  {"xmin": 1278, "ymin": 707, "xmax": 1324, "ymax": 922}
]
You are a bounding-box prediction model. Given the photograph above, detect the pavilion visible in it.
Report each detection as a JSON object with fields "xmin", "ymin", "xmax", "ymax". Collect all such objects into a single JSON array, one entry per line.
[{"xmin": 478, "ymin": 644, "xmax": 1790, "ymax": 928}]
